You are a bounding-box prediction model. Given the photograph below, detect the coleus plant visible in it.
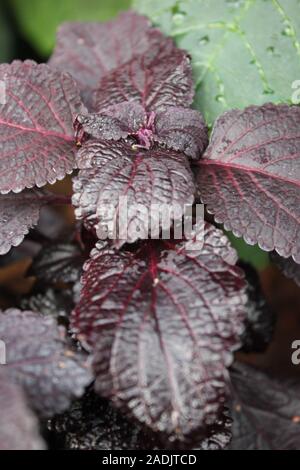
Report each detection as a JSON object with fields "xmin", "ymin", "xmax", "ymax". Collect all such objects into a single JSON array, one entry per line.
[{"xmin": 0, "ymin": 10, "xmax": 299, "ymax": 450}]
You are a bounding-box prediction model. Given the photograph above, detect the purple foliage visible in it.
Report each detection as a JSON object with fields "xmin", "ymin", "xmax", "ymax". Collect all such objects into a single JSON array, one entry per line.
[
  {"xmin": 230, "ymin": 363, "xmax": 300, "ymax": 450},
  {"xmin": 0, "ymin": 9, "xmax": 299, "ymax": 450},
  {"xmin": 196, "ymin": 104, "xmax": 300, "ymax": 262},
  {"xmin": 0, "ymin": 61, "xmax": 85, "ymax": 193},
  {"xmin": 0, "ymin": 309, "xmax": 92, "ymax": 416},
  {"xmin": 0, "ymin": 369, "xmax": 45, "ymax": 450},
  {"xmin": 72, "ymin": 223, "xmax": 246, "ymax": 443}
]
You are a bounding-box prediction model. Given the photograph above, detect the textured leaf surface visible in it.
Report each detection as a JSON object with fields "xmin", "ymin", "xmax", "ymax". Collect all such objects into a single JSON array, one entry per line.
[
  {"xmin": 0, "ymin": 190, "xmax": 45, "ymax": 255},
  {"xmin": 49, "ymin": 11, "xmax": 168, "ymax": 109},
  {"xmin": 239, "ymin": 262, "xmax": 274, "ymax": 353},
  {"xmin": 75, "ymin": 103, "xmax": 145, "ymax": 143},
  {"xmin": 0, "ymin": 309, "xmax": 91, "ymax": 417},
  {"xmin": 76, "ymin": 103, "xmax": 208, "ymax": 159},
  {"xmin": 73, "ymin": 140, "xmax": 195, "ymax": 243},
  {"xmin": 197, "ymin": 104, "xmax": 300, "ymax": 262},
  {"xmin": 21, "ymin": 287, "xmax": 74, "ymax": 324},
  {"xmin": 94, "ymin": 38, "xmax": 193, "ymax": 112},
  {"xmin": 134, "ymin": 0, "xmax": 300, "ymax": 125},
  {"xmin": 50, "ymin": 390, "xmax": 232, "ymax": 450},
  {"xmin": 50, "ymin": 390, "xmax": 159, "ymax": 450},
  {"xmin": 72, "ymin": 223, "xmax": 246, "ymax": 441},
  {"xmin": 0, "ymin": 61, "xmax": 84, "ymax": 193},
  {"xmin": 271, "ymin": 252, "xmax": 300, "ymax": 287},
  {"xmin": 154, "ymin": 106, "xmax": 208, "ymax": 159},
  {"xmin": 29, "ymin": 242, "xmax": 84, "ymax": 284},
  {"xmin": 0, "ymin": 370, "xmax": 45, "ymax": 450},
  {"xmin": 230, "ymin": 362, "xmax": 300, "ymax": 450}
]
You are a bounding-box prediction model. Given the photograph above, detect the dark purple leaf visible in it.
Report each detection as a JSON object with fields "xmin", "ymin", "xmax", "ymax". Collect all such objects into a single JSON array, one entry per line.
[
  {"xmin": 75, "ymin": 103, "xmax": 208, "ymax": 160},
  {"xmin": 20, "ymin": 287, "xmax": 74, "ymax": 324},
  {"xmin": 271, "ymin": 252, "xmax": 300, "ymax": 287},
  {"xmin": 197, "ymin": 103, "xmax": 300, "ymax": 262},
  {"xmin": 194, "ymin": 409, "xmax": 232, "ymax": 451},
  {"xmin": 49, "ymin": 389, "xmax": 232, "ymax": 450},
  {"xmin": 49, "ymin": 12, "xmax": 169, "ymax": 109},
  {"xmin": 0, "ymin": 370, "xmax": 45, "ymax": 450},
  {"xmin": 49, "ymin": 389, "xmax": 159, "ymax": 450},
  {"xmin": 230, "ymin": 362, "xmax": 300, "ymax": 450},
  {"xmin": 71, "ymin": 223, "xmax": 246, "ymax": 441},
  {"xmin": 74, "ymin": 102, "xmax": 146, "ymax": 143},
  {"xmin": 28, "ymin": 242, "xmax": 84, "ymax": 284},
  {"xmin": 0, "ymin": 60, "xmax": 85, "ymax": 193},
  {"xmin": 72, "ymin": 139, "xmax": 195, "ymax": 244},
  {"xmin": 0, "ymin": 189, "xmax": 46, "ymax": 255},
  {"xmin": 0, "ymin": 309, "xmax": 92, "ymax": 417},
  {"xmin": 93, "ymin": 40, "xmax": 193, "ymax": 113},
  {"xmin": 154, "ymin": 106, "xmax": 208, "ymax": 159},
  {"xmin": 238, "ymin": 262, "xmax": 275, "ymax": 353},
  {"xmin": 151, "ymin": 407, "xmax": 232, "ymax": 450}
]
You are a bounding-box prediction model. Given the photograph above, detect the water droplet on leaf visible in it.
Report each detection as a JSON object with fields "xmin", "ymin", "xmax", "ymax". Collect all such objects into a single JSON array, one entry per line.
[
  {"xmin": 172, "ymin": 13, "xmax": 185, "ymax": 25},
  {"xmin": 282, "ymin": 26, "xmax": 293, "ymax": 37},
  {"xmin": 199, "ymin": 35, "xmax": 209, "ymax": 45},
  {"xmin": 263, "ymin": 86, "xmax": 275, "ymax": 95},
  {"xmin": 215, "ymin": 94, "xmax": 226, "ymax": 103}
]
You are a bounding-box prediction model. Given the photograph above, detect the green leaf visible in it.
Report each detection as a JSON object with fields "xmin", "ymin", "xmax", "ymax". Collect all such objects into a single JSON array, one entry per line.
[
  {"xmin": 10, "ymin": 0, "xmax": 131, "ymax": 57},
  {"xmin": 134, "ymin": 0, "xmax": 300, "ymax": 125}
]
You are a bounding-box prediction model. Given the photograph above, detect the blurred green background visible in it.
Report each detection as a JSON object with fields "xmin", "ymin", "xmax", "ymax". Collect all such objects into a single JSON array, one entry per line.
[
  {"xmin": 0, "ymin": 0, "xmax": 269, "ymax": 270},
  {"xmin": 0, "ymin": 0, "xmax": 131, "ymax": 60}
]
